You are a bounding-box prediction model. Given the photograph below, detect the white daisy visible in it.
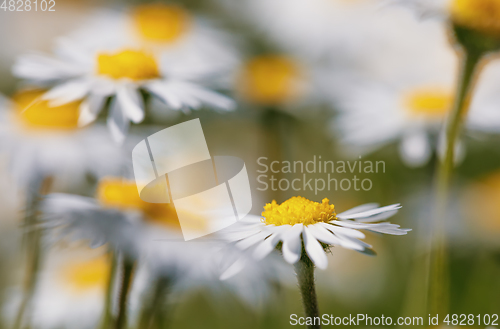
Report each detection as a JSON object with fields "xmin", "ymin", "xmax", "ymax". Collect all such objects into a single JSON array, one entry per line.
[
  {"xmin": 13, "ymin": 5, "xmax": 237, "ymax": 143},
  {"xmin": 223, "ymin": 197, "xmax": 410, "ymax": 270},
  {"xmin": 0, "ymin": 90, "xmax": 122, "ymax": 191},
  {"xmin": 5, "ymin": 247, "xmax": 111, "ymax": 329},
  {"xmin": 330, "ymin": 6, "xmax": 500, "ymax": 167}
]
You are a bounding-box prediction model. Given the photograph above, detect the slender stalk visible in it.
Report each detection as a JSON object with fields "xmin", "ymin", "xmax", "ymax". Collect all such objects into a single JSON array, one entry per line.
[
  {"xmin": 294, "ymin": 253, "xmax": 321, "ymax": 329},
  {"xmin": 13, "ymin": 177, "xmax": 52, "ymax": 329},
  {"xmin": 137, "ymin": 277, "xmax": 171, "ymax": 329},
  {"xmin": 427, "ymin": 49, "xmax": 483, "ymax": 315},
  {"xmin": 99, "ymin": 250, "xmax": 119, "ymax": 329},
  {"xmin": 115, "ymin": 256, "xmax": 135, "ymax": 329}
]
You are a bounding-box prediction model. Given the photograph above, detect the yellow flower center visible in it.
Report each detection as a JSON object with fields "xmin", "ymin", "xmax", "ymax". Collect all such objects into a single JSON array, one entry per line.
[
  {"xmin": 403, "ymin": 88, "xmax": 453, "ymax": 119},
  {"xmin": 450, "ymin": 0, "xmax": 500, "ymax": 35},
  {"xmin": 13, "ymin": 89, "xmax": 80, "ymax": 130},
  {"xmin": 61, "ymin": 255, "xmax": 110, "ymax": 293},
  {"xmin": 132, "ymin": 4, "xmax": 190, "ymax": 43},
  {"xmin": 262, "ymin": 196, "xmax": 336, "ymax": 226},
  {"xmin": 238, "ymin": 55, "xmax": 302, "ymax": 105},
  {"xmin": 97, "ymin": 49, "xmax": 160, "ymax": 81},
  {"xmin": 97, "ymin": 177, "xmax": 180, "ymax": 228}
]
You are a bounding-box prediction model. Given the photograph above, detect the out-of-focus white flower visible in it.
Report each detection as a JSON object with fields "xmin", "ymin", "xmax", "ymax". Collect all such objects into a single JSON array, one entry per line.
[
  {"xmin": 5, "ymin": 247, "xmax": 110, "ymax": 329},
  {"xmin": 43, "ymin": 177, "xmax": 289, "ymax": 308},
  {"xmin": 222, "ymin": 197, "xmax": 409, "ymax": 270},
  {"xmin": 13, "ymin": 5, "xmax": 237, "ymax": 143},
  {"xmin": 0, "ymin": 90, "xmax": 121, "ymax": 191},
  {"xmin": 329, "ymin": 7, "xmax": 500, "ymax": 166}
]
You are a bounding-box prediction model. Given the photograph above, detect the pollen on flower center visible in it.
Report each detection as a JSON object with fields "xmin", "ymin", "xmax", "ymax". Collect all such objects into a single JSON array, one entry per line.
[
  {"xmin": 97, "ymin": 49, "xmax": 160, "ymax": 81},
  {"xmin": 450, "ymin": 0, "xmax": 500, "ymax": 35},
  {"xmin": 262, "ymin": 196, "xmax": 336, "ymax": 226},
  {"xmin": 403, "ymin": 88, "xmax": 452, "ymax": 118},
  {"xmin": 97, "ymin": 177, "xmax": 180, "ymax": 229},
  {"xmin": 238, "ymin": 55, "xmax": 303, "ymax": 105},
  {"xmin": 132, "ymin": 4, "xmax": 190, "ymax": 43},
  {"xmin": 13, "ymin": 89, "xmax": 80, "ymax": 130},
  {"xmin": 61, "ymin": 255, "xmax": 110, "ymax": 293}
]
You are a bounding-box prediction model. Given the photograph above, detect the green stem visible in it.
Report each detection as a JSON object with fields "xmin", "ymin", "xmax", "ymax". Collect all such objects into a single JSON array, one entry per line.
[
  {"xmin": 428, "ymin": 50, "xmax": 483, "ymax": 315},
  {"xmin": 294, "ymin": 253, "xmax": 321, "ymax": 329},
  {"xmin": 137, "ymin": 277, "xmax": 171, "ymax": 329},
  {"xmin": 99, "ymin": 250, "xmax": 119, "ymax": 329},
  {"xmin": 115, "ymin": 256, "xmax": 135, "ymax": 329},
  {"xmin": 13, "ymin": 177, "xmax": 52, "ymax": 329}
]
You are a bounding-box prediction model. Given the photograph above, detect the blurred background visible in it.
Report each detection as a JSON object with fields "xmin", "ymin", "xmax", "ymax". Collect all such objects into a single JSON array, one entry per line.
[{"xmin": 0, "ymin": 0, "xmax": 499, "ymax": 328}]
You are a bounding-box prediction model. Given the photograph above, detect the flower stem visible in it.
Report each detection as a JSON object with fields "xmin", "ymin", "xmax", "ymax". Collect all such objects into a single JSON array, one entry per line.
[
  {"xmin": 99, "ymin": 250, "xmax": 119, "ymax": 329},
  {"xmin": 137, "ymin": 277, "xmax": 171, "ymax": 329},
  {"xmin": 294, "ymin": 253, "xmax": 321, "ymax": 329},
  {"xmin": 428, "ymin": 49, "xmax": 483, "ymax": 315},
  {"xmin": 115, "ymin": 256, "xmax": 135, "ymax": 329},
  {"xmin": 13, "ymin": 177, "xmax": 52, "ymax": 329}
]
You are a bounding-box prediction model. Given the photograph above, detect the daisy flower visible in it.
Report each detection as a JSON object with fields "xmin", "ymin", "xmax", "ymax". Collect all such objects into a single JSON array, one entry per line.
[
  {"xmin": 0, "ymin": 89, "xmax": 121, "ymax": 194},
  {"xmin": 223, "ymin": 196, "xmax": 409, "ymax": 323},
  {"xmin": 13, "ymin": 5, "xmax": 237, "ymax": 143},
  {"xmin": 330, "ymin": 7, "xmax": 500, "ymax": 167},
  {"xmin": 225, "ymin": 197, "xmax": 409, "ymax": 270},
  {"xmin": 5, "ymin": 247, "xmax": 111, "ymax": 329},
  {"xmin": 42, "ymin": 177, "xmax": 287, "ymax": 328},
  {"xmin": 236, "ymin": 54, "xmax": 311, "ymax": 108}
]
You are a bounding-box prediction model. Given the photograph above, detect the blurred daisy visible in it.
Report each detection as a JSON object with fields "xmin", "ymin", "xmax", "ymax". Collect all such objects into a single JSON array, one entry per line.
[
  {"xmin": 42, "ymin": 177, "xmax": 180, "ymax": 253},
  {"xmin": 330, "ymin": 7, "xmax": 500, "ymax": 166},
  {"xmin": 5, "ymin": 248, "xmax": 110, "ymax": 329},
  {"xmin": 224, "ymin": 197, "xmax": 409, "ymax": 270},
  {"xmin": 236, "ymin": 54, "xmax": 311, "ymax": 108},
  {"xmin": 13, "ymin": 5, "xmax": 237, "ymax": 143},
  {"xmin": 0, "ymin": 90, "xmax": 121, "ymax": 191}
]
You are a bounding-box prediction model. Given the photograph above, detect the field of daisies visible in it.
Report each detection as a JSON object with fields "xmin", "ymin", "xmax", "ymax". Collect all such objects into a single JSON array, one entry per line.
[{"xmin": 0, "ymin": 0, "xmax": 499, "ymax": 328}]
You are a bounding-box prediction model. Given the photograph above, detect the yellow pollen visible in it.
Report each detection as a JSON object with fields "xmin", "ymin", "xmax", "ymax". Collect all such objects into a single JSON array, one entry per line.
[
  {"xmin": 61, "ymin": 255, "xmax": 110, "ymax": 293},
  {"xmin": 238, "ymin": 55, "xmax": 302, "ymax": 105},
  {"xmin": 262, "ymin": 196, "xmax": 336, "ymax": 226},
  {"xmin": 13, "ymin": 89, "xmax": 80, "ymax": 130},
  {"xmin": 450, "ymin": 0, "xmax": 500, "ymax": 35},
  {"xmin": 97, "ymin": 49, "xmax": 160, "ymax": 81},
  {"xmin": 97, "ymin": 177, "xmax": 180, "ymax": 229},
  {"xmin": 133, "ymin": 4, "xmax": 190, "ymax": 43},
  {"xmin": 403, "ymin": 88, "xmax": 453, "ymax": 118}
]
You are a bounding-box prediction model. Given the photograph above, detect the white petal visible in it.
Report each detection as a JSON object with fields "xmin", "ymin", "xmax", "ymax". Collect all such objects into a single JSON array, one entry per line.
[
  {"xmin": 145, "ymin": 81, "xmax": 184, "ymax": 109},
  {"xmin": 337, "ymin": 204, "xmax": 402, "ymax": 220},
  {"xmin": 117, "ymin": 84, "xmax": 144, "ymax": 123},
  {"xmin": 220, "ymin": 258, "xmax": 246, "ymax": 281},
  {"xmin": 399, "ymin": 131, "xmax": 432, "ymax": 167},
  {"xmin": 281, "ymin": 224, "xmax": 303, "ymax": 265},
  {"xmin": 323, "ymin": 224, "xmax": 365, "ymax": 239},
  {"xmin": 303, "ymin": 227, "xmax": 328, "ymax": 270},
  {"xmin": 235, "ymin": 230, "xmax": 271, "ymax": 250},
  {"xmin": 107, "ymin": 97, "xmax": 130, "ymax": 144},
  {"xmin": 307, "ymin": 224, "xmax": 342, "ymax": 246},
  {"xmin": 335, "ymin": 221, "xmax": 411, "ymax": 235},
  {"xmin": 336, "ymin": 203, "xmax": 379, "ymax": 217},
  {"xmin": 43, "ymin": 79, "xmax": 90, "ymax": 106},
  {"xmin": 253, "ymin": 233, "xmax": 281, "ymax": 260},
  {"xmin": 78, "ymin": 94, "xmax": 106, "ymax": 127}
]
